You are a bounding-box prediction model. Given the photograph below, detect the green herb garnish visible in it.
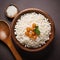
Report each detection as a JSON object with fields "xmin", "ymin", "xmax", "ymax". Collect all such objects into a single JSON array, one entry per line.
[{"xmin": 34, "ymin": 26, "xmax": 40, "ymax": 35}]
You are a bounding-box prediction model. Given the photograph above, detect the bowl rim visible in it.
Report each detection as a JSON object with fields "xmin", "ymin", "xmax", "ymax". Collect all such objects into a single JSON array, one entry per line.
[{"xmin": 11, "ymin": 8, "xmax": 55, "ymax": 52}]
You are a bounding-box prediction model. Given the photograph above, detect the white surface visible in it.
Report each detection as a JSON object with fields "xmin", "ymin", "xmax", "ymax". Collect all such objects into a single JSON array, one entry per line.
[{"xmin": 6, "ymin": 5, "xmax": 18, "ymax": 18}]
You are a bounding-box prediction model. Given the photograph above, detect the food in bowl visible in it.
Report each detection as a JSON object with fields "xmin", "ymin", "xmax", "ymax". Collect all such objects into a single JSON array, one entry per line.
[
  {"xmin": 14, "ymin": 12, "xmax": 51, "ymax": 48},
  {"xmin": 6, "ymin": 4, "xmax": 18, "ymax": 18}
]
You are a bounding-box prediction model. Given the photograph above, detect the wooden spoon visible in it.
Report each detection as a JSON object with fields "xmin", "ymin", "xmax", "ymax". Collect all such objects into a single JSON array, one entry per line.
[{"xmin": 0, "ymin": 20, "xmax": 22, "ymax": 60}]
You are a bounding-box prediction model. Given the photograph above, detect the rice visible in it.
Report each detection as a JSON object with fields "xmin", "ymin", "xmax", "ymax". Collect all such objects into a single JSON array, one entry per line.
[{"xmin": 14, "ymin": 12, "xmax": 51, "ymax": 48}]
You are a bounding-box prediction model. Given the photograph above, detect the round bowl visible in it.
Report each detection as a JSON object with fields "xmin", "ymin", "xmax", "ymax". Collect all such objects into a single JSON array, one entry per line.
[
  {"xmin": 11, "ymin": 8, "xmax": 55, "ymax": 52},
  {"xmin": 5, "ymin": 4, "xmax": 19, "ymax": 19}
]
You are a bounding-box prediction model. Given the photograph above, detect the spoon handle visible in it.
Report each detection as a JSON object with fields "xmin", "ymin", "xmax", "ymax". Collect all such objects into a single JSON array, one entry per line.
[{"xmin": 4, "ymin": 37, "xmax": 22, "ymax": 60}]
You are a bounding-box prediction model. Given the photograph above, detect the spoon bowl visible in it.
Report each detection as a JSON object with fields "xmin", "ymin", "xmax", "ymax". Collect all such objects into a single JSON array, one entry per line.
[
  {"xmin": 0, "ymin": 20, "xmax": 22, "ymax": 60},
  {"xmin": 0, "ymin": 21, "xmax": 10, "ymax": 40}
]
